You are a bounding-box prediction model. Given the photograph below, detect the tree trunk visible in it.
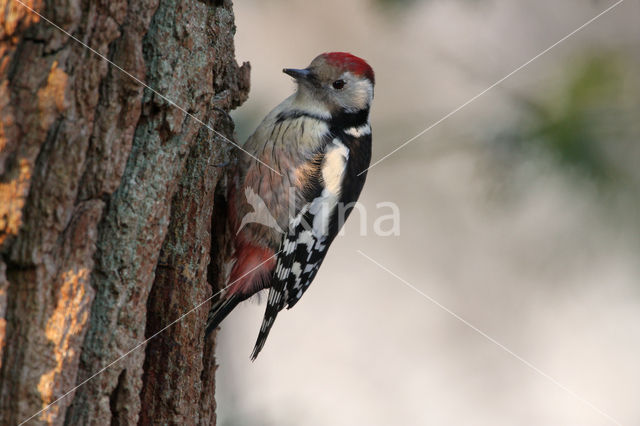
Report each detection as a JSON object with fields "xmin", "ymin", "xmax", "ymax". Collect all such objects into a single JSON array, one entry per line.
[{"xmin": 0, "ymin": 0, "xmax": 249, "ymax": 424}]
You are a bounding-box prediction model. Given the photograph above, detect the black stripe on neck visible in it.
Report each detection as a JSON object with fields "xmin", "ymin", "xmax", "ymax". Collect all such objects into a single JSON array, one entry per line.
[
  {"xmin": 275, "ymin": 108, "xmax": 370, "ymax": 131},
  {"xmin": 330, "ymin": 108, "xmax": 369, "ymax": 131},
  {"xmin": 275, "ymin": 110, "xmax": 329, "ymax": 123}
]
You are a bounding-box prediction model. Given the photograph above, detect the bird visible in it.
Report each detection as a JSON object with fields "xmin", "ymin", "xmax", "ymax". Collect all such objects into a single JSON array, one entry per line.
[{"xmin": 205, "ymin": 52, "xmax": 375, "ymax": 360}]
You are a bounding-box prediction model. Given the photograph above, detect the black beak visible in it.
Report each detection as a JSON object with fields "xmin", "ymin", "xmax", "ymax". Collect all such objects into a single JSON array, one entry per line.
[{"xmin": 283, "ymin": 68, "xmax": 312, "ymax": 81}]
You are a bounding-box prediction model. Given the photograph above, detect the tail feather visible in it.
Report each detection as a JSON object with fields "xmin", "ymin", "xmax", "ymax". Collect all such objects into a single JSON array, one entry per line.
[
  {"xmin": 250, "ymin": 287, "xmax": 284, "ymax": 360},
  {"xmin": 250, "ymin": 314, "xmax": 278, "ymax": 361},
  {"xmin": 205, "ymin": 294, "xmax": 241, "ymax": 337}
]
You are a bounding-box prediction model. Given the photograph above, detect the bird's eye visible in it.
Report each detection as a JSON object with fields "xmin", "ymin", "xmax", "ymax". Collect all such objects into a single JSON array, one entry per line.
[{"xmin": 332, "ymin": 79, "xmax": 346, "ymax": 90}]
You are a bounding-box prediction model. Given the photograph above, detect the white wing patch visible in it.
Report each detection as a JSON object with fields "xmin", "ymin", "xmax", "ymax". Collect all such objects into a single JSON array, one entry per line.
[
  {"xmin": 322, "ymin": 139, "xmax": 350, "ymax": 194},
  {"xmin": 344, "ymin": 123, "xmax": 371, "ymax": 138},
  {"xmin": 309, "ymin": 139, "xmax": 349, "ymax": 238},
  {"xmin": 291, "ymin": 262, "xmax": 302, "ymax": 278},
  {"xmin": 283, "ymin": 238, "xmax": 296, "ymax": 255},
  {"xmin": 297, "ymin": 229, "xmax": 315, "ymax": 250}
]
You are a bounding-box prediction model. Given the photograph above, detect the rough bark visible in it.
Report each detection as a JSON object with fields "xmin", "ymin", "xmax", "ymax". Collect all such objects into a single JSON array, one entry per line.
[{"xmin": 0, "ymin": 0, "xmax": 249, "ymax": 424}]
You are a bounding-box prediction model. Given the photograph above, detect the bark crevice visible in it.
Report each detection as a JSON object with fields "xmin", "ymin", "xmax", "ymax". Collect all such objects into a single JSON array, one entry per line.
[{"xmin": 0, "ymin": 0, "xmax": 249, "ymax": 423}]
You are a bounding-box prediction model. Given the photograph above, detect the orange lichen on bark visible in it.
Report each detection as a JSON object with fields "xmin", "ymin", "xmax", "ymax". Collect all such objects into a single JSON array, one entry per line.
[
  {"xmin": 1, "ymin": 0, "xmax": 42, "ymax": 38},
  {"xmin": 0, "ymin": 158, "xmax": 31, "ymax": 245},
  {"xmin": 0, "ymin": 61, "xmax": 68, "ymax": 246},
  {"xmin": 37, "ymin": 60, "xmax": 69, "ymax": 129},
  {"xmin": 0, "ymin": 79, "xmax": 11, "ymax": 153},
  {"xmin": 37, "ymin": 268, "xmax": 90, "ymax": 423}
]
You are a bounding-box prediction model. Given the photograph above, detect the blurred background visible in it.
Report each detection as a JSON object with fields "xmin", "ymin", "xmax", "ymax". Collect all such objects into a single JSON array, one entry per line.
[{"xmin": 217, "ymin": 0, "xmax": 640, "ymax": 424}]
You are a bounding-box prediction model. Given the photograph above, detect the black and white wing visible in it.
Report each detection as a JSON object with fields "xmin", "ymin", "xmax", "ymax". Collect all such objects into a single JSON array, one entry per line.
[{"xmin": 250, "ymin": 131, "xmax": 372, "ymax": 360}]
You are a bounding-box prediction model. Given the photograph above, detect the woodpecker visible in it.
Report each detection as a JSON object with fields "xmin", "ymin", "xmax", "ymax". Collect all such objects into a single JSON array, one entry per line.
[{"xmin": 206, "ymin": 52, "xmax": 374, "ymax": 359}]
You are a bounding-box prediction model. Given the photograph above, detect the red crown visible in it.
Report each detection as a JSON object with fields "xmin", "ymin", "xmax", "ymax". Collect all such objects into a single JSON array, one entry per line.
[{"xmin": 322, "ymin": 52, "xmax": 375, "ymax": 84}]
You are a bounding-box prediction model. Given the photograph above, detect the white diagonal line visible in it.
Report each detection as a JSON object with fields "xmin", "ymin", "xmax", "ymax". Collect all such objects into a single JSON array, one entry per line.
[
  {"xmin": 19, "ymin": 250, "xmax": 282, "ymax": 425},
  {"xmin": 12, "ymin": 0, "xmax": 281, "ymax": 176},
  {"xmin": 357, "ymin": 250, "xmax": 622, "ymax": 426},
  {"xmin": 358, "ymin": 0, "xmax": 624, "ymax": 176}
]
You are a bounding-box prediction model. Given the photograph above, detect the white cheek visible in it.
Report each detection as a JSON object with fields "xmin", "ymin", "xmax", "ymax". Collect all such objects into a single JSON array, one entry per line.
[
  {"xmin": 343, "ymin": 80, "xmax": 373, "ymax": 111},
  {"xmin": 362, "ymin": 80, "xmax": 373, "ymax": 103}
]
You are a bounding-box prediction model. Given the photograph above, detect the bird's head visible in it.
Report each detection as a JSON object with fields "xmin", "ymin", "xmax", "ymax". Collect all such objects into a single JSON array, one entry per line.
[{"xmin": 284, "ymin": 52, "xmax": 375, "ymax": 116}]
